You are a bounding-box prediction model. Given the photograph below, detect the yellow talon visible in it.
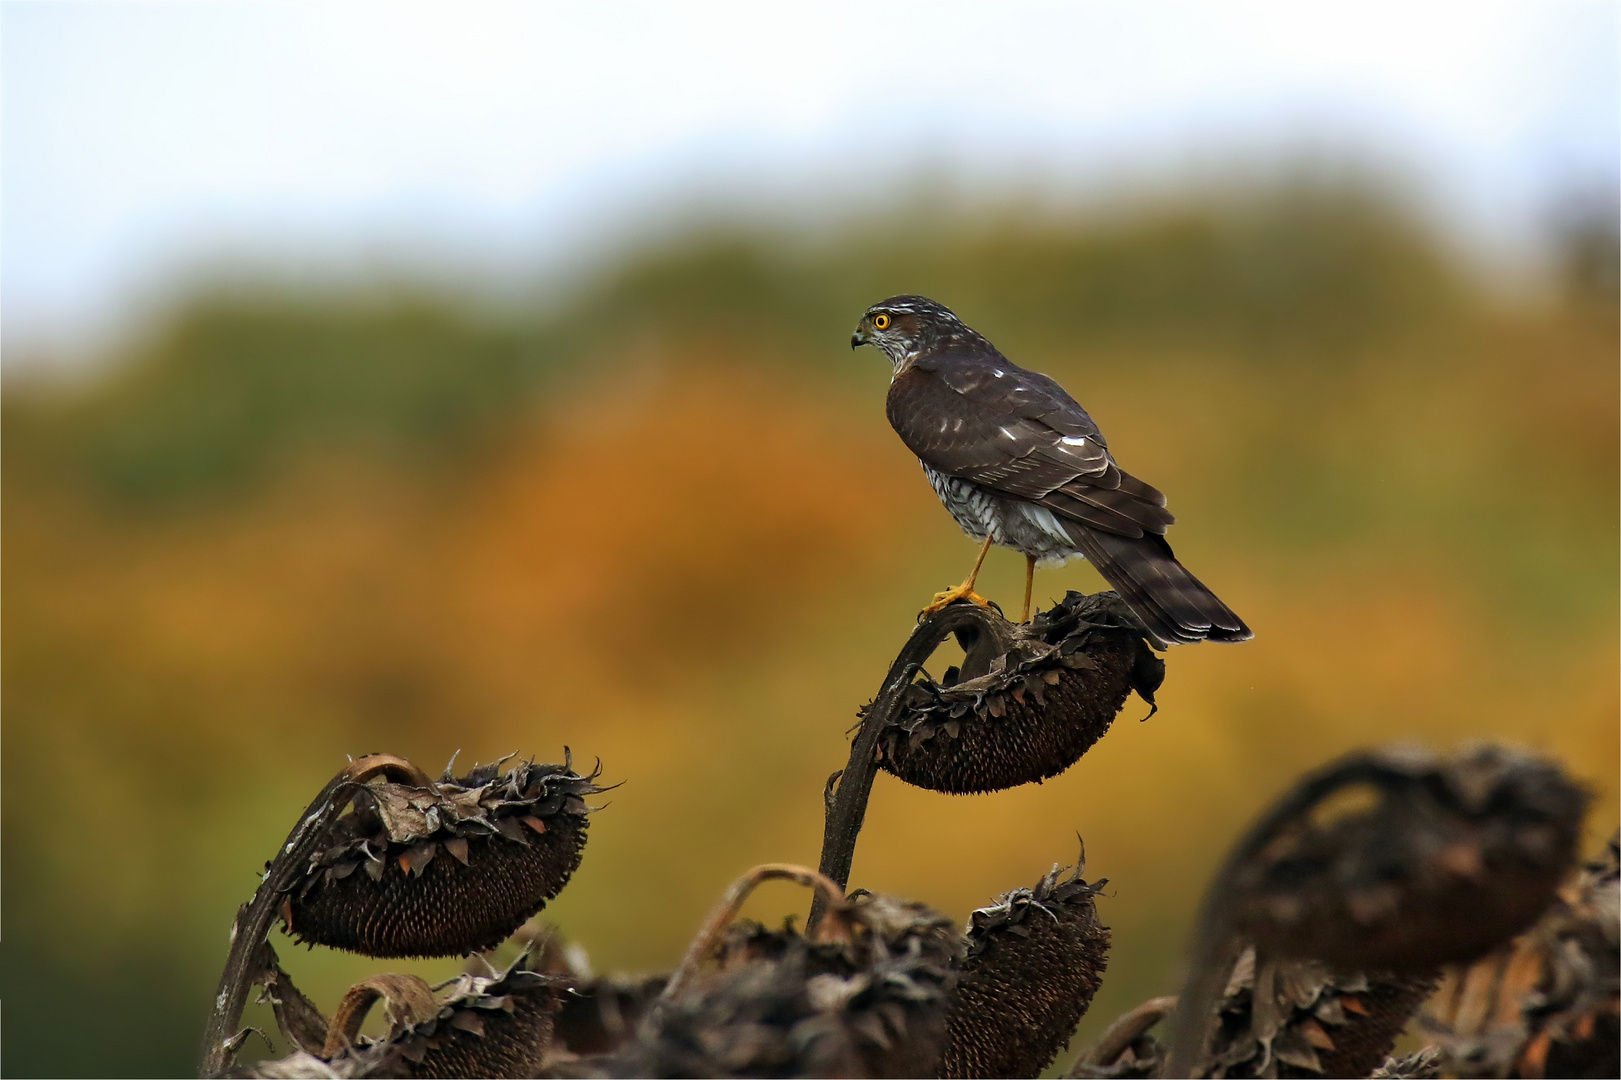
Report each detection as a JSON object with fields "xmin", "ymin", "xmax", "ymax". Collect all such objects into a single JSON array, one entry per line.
[
  {"xmin": 923, "ymin": 583, "xmax": 995, "ymax": 615},
  {"xmin": 922, "ymin": 534, "xmax": 998, "ymax": 615}
]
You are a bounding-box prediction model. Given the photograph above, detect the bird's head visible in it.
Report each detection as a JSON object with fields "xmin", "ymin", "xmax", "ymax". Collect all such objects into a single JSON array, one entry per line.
[{"xmin": 851, "ymin": 295, "xmax": 967, "ymax": 370}]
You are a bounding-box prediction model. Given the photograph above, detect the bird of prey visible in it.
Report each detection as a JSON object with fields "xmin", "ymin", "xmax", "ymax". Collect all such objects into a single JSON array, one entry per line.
[{"xmin": 852, "ymin": 295, "xmax": 1250, "ymax": 647}]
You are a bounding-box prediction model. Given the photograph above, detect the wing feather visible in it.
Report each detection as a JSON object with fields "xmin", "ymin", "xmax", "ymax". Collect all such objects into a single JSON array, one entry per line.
[{"xmin": 887, "ymin": 347, "xmax": 1172, "ymax": 538}]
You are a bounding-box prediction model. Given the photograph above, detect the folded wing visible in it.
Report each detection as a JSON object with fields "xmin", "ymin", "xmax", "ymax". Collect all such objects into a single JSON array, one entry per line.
[{"xmin": 886, "ymin": 351, "xmax": 1173, "ymax": 538}]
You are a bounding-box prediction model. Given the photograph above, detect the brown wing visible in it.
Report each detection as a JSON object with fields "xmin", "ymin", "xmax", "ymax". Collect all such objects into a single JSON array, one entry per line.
[{"xmin": 886, "ymin": 348, "xmax": 1174, "ymax": 539}]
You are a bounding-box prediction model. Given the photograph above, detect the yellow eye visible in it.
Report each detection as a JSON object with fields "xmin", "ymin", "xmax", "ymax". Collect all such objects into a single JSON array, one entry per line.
[{"xmin": 873, "ymin": 313, "xmax": 891, "ymax": 330}]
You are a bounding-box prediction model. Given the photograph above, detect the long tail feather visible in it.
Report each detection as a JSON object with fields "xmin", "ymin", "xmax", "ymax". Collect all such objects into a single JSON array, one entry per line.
[{"xmin": 1068, "ymin": 527, "xmax": 1252, "ymax": 648}]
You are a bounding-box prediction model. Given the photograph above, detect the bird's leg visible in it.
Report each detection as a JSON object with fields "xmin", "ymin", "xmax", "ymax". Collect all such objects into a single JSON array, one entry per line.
[
  {"xmin": 1019, "ymin": 555, "xmax": 1035, "ymax": 623},
  {"xmin": 924, "ymin": 535, "xmax": 996, "ymax": 614}
]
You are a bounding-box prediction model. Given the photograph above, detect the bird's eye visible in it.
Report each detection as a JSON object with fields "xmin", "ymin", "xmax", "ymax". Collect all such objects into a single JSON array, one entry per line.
[{"xmin": 873, "ymin": 313, "xmax": 891, "ymax": 330}]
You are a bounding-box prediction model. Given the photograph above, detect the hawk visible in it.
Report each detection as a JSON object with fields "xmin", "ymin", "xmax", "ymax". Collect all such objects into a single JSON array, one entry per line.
[{"xmin": 852, "ymin": 295, "xmax": 1251, "ymax": 647}]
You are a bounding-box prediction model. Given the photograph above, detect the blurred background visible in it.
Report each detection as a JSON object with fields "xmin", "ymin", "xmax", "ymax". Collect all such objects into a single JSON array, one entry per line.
[{"xmin": 2, "ymin": 3, "xmax": 1617, "ymax": 1075}]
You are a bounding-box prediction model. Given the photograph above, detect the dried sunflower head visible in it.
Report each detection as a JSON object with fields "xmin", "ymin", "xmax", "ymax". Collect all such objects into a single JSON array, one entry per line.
[
  {"xmin": 282, "ymin": 752, "xmax": 605, "ymax": 958},
  {"xmin": 1083, "ymin": 958, "xmax": 1435, "ymax": 1080},
  {"xmin": 1164, "ymin": 744, "xmax": 1587, "ymax": 1080},
  {"xmin": 243, "ymin": 958, "xmax": 566, "ymax": 1080},
  {"xmin": 1202, "ymin": 949, "xmax": 1438, "ymax": 1079},
  {"xmin": 599, "ymin": 868, "xmax": 960, "ymax": 1078},
  {"xmin": 513, "ymin": 927, "xmax": 669, "ymax": 1063},
  {"xmin": 941, "ymin": 861, "xmax": 1111, "ymax": 1079},
  {"xmin": 874, "ymin": 592, "xmax": 1163, "ymax": 794},
  {"xmin": 1227, "ymin": 744, "xmax": 1588, "ymax": 974},
  {"xmin": 550, "ymin": 973, "xmax": 668, "ymax": 1061}
]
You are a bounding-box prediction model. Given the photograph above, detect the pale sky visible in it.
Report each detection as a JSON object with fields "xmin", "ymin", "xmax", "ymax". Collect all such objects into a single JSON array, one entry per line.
[{"xmin": 3, "ymin": 1, "xmax": 1616, "ymax": 365}]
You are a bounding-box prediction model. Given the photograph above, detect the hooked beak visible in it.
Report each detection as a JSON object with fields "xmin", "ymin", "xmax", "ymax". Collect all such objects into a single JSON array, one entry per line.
[{"xmin": 850, "ymin": 328, "xmax": 867, "ymax": 350}]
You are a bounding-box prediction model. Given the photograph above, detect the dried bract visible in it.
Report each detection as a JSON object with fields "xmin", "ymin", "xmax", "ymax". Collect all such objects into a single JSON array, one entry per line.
[
  {"xmin": 1225, "ymin": 744, "xmax": 1587, "ymax": 973},
  {"xmin": 940, "ymin": 862, "xmax": 1110, "ymax": 1079},
  {"xmin": 283, "ymin": 753, "xmax": 605, "ymax": 958},
  {"xmin": 874, "ymin": 592, "xmax": 1163, "ymax": 794}
]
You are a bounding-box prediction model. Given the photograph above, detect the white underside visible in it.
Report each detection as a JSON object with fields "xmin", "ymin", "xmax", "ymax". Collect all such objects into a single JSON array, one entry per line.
[{"xmin": 922, "ymin": 461, "xmax": 1088, "ymax": 568}]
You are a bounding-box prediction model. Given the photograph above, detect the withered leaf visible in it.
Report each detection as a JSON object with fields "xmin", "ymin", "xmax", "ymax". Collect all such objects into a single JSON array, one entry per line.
[
  {"xmin": 440, "ymin": 786, "xmax": 486, "ymax": 821},
  {"xmin": 443, "ymin": 837, "xmax": 470, "ymax": 865},
  {"xmin": 371, "ymin": 786, "xmax": 438, "ymax": 844}
]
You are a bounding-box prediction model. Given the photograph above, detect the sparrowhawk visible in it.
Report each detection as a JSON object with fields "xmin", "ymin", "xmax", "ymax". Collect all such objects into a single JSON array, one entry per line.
[{"xmin": 852, "ymin": 294, "xmax": 1251, "ymax": 647}]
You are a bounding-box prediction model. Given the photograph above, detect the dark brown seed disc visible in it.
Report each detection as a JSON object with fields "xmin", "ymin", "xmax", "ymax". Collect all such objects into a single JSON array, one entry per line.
[
  {"xmin": 1228, "ymin": 745, "xmax": 1588, "ymax": 974},
  {"xmin": 940, "ymin": 864, "xmax": 1110, "ymax": 1079},
  {"xmin": 874, "ymin": 591, "xmax": 1163, "ymax": 795},
  {"xmin": 284, "ymin": 757, "xmax": 604, "ymax": 958}
]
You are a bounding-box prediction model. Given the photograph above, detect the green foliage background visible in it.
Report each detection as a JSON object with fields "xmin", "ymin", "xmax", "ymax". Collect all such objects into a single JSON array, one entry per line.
[{"xmin": 3, "ymin": 180, "xmax": 1617, "ymax": 1076}]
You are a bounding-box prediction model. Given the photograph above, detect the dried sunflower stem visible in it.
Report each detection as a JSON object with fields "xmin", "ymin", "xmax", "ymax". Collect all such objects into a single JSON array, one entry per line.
[
  {"xmin": 320, "ymin": 973, "xmax": 439, "ymax": 1058},
  {"xmin": 660, "ymin": 863, "xmax": 849, "ymax": 1005},
  {"xmin": 1069, "ymin": 995, "xmax": 1177, "ymax": 1077},
  {"xmin": 809, "ymin": 602, "xmax": 1012, "ymax": 934},
  {"xmin": 253, "ymin": 940, "xmax": 330, "ymax": 1055},
  {"xmin": 198, "ymin": 755, "xmax": 436, "ymax": 1077}
]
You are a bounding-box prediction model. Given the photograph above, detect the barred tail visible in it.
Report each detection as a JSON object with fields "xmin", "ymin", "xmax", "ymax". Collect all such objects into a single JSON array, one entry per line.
[{"xmin": 1069, "ymin": 527, "xmax": 1252, "ymax": 648}]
